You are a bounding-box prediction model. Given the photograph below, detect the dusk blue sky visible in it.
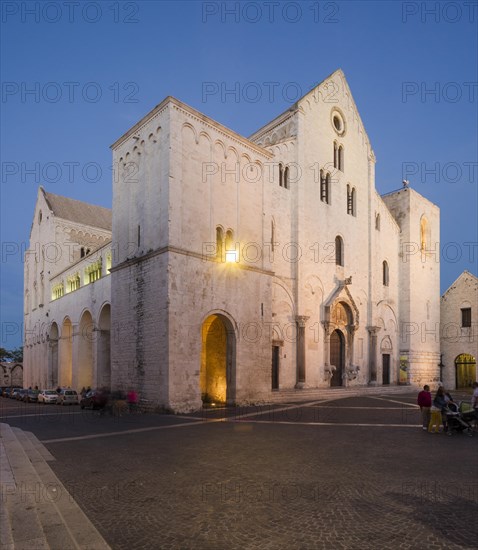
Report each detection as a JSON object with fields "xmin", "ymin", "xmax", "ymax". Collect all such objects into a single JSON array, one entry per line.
[{"xmin": 1, "ymin": 0, "xmax": 477, "ymax": 349}]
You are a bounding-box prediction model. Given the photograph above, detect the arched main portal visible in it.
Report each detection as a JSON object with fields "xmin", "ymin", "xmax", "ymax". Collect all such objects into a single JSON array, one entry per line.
[
  {"xmin": 49, "ymin": 322, "xmax": 59, "ymax": 387},
  {"xmin": 455, "ymin": 354, "xmax": 476, "ymax": 389},
  {"xmin": 60, "ymin": 318, "xmax": 73, "ymax": 387},
  {"xmin": 78, "ymin": 310, "xmax": 94, "ymax": 389},
  {"xmin": 325, "ymin": 300, "xmax": 356, "ymax": 387},
  {"xmin": 330, "ymin": 329, "xmax": 345, "ymax": 387},
  {"xmin": 200, "ymin": 314, "xmax": 236, "ymax": 405},
  {"xmin": 97, "ymin": 304, "xmax": 111, "ymax": 389}
]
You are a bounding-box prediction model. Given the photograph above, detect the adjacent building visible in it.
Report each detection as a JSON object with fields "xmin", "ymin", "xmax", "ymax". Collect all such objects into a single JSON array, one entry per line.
[{"xmin": 441, "ymin": 271, "xmax": 478, "ymax": 389}]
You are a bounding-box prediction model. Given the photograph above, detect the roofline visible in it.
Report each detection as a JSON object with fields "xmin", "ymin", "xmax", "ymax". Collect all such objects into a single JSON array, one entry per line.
[
  {"xmin": 249, "ymin": 69, "xmax": 374, "ymax": 154},
  {"xmin": 110, "ymin": 96, "xmax": 274, "ymax": 159},
  {"xmin": 381, "ymin": 186, "xmax": 440, "ymax": 211},
  {"xmin": 374, "ymin": 190, "xmax": 400, "ymax": 232},
  {"xmin": 442, "ymin": 270, "xmax": 478, "ymax": 297},
  {"xmin": 248, "ymin": 105, "xmax": 298, "ymax": 142},
  {"xmin": 29, "ymin": 187, "xmax": 112, "ymax": 238}
]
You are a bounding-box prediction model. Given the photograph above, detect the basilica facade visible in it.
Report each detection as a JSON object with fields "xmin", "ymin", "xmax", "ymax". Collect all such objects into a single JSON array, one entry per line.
[{"xmin": 23, "ymin": 70, "xmax": 442, "ymax": 411}]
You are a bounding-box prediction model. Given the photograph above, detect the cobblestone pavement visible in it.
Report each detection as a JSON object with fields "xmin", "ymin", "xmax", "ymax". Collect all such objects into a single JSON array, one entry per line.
[{"xmin": 2, "ymin": 393, "xmax": 477, "ymax": 549}]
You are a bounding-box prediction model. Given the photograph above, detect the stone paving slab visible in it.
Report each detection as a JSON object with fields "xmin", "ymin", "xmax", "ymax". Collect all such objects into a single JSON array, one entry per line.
[
  {"xmin": 2, "ymin": 395, "xmax": 477, "ymax": 549},
  {"xmin": 43, "ymin": 403, "xmax": 478, "ymax": 549},
  {"xmin": 0, "ymin": 423, "xmax": 49, "ymax": 549},
  {"xmin": 1, "ymin": 422, "xmax": 112, "ymax": 550}
]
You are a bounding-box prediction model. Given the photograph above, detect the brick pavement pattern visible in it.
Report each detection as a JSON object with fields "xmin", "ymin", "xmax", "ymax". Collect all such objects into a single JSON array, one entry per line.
[{"xmin": 1, "ymin": 393, "xmax": 477, "ymax": 549}]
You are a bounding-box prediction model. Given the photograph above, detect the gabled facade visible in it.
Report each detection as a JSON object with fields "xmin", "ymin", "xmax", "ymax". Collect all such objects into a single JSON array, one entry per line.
[
  {"xmin": 441, "ymin": 271, "xmax": 478, "ymax": 389},
  {"xmin": 23, "ymin": 187, "xmax": 112, "ymax": 389},
  {"xmin": 24, "ymin": 70, "xmax": 442, "ymax": 411}
]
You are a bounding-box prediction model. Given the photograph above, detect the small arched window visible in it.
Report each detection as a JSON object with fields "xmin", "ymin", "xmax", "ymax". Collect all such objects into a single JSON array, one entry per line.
[
  {"xmin": 321, "ymin": 172, "xmax": 330, "ymax": 204},
  {"xmin": 216, "ymin": 227, "xmax": 224, "ymax": 260},
  {"xmin": 284, "ymin": 166, "xmax": 289, "ymax": 190},
  {"xmin": 225, "ymin": 230, "xmax": 233, "ymax": 251},
  {"xmin": 375, "ymin": 213, "xmax": 381, "ymax": 230},
  {"xmin": 347, "ymin": 186, "xmax": 356, "ymax": 216},
  {"xmin": 333, "ymin": 142, "xmax": 338, "ymax": 169},
  {"xmin": 338, "ymin": 145, "xmax": 344, "ymax": 171},
  {"xmin": 335, "ymin": 236, "xmax": 344, "ymax": 266},
  {"xmin": 279, "ymin": 163, "xmax": 284, "ymax": 187},
  {"xmin": 225, "ymin": 229, "xmax": 236, "ymax": 262},
  {"xmin": 383, "ymin": 261, "xmax": 389, "ymax": 286},
  {"xmin": 420, "ymin": 216, "xmax": 429, "ymax": 251}
]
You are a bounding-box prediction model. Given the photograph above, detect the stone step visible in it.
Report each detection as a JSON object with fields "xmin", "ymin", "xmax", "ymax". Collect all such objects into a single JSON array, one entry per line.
[
  {"xmin": 12, "ymin": 427, "xmax": 81, "ymax": 550},
  {"xmin": 24, "ymin": 430, "xmax": 56, "ymax": 462},
  {"xmin": 266, "ymin": 385, "xmax": 413, "ymax": 403},
  {"xmin": 0, "ymin": 441, "xmax": 15, "ymax": 550},
  {"xmin": 1, "ymin": 423, "xmax": 111, "ymax": 550},
  {"xmin": 0, "ymin": 423, "xmax": 50, "ymax": 549}
]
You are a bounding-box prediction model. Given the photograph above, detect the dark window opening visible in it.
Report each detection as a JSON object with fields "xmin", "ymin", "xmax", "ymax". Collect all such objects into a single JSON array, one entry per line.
[{"xmin": 461, "ymin": 308, "xmax": 472, "ymax": 328}]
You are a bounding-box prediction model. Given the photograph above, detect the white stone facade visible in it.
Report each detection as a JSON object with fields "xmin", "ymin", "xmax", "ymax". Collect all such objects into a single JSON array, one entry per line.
[
  {"xmin": 24, "ymin": 70, "xmax": 443, "ymax": 410},
  {"xmin": 23, "ymin": 188, "xmax": 112, "ymax": 390},
  {"xmin": 440, "ymin": 271, "xmax": 478, "ymax": 389}
]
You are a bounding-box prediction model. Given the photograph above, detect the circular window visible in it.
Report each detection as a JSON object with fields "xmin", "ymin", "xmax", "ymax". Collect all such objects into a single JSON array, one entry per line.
[
  {"xmin": 333, "ymin": 115, "xmax": 342, "ymax": 132},
  {"xmin": 331, "ymin": 110, "xmax": 346, "ymax": 136}
]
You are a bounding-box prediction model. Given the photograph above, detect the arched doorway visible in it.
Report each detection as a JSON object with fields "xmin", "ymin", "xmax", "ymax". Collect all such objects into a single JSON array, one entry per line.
[
  {"xmin": 97, "ymin": 304, "xmax": 111, "ymax": 389},
  {"xmin": 78, "ymin": 311, "xmax": 94, "ymax": 389},
  {"xmin": 200, "ymin": 314, "xmax": 236, "ymax": 405},
  {"xmin": 455, "ymin": 354, "xmax": 476, "ymax": 389},
  {"xmin": 60, "ymin": 318, "xmax": 73, "ymax": 387},
  {"xmin": 330, "ymin": 329, "xmax": 345, "ymax": 387},
  {"xmin": 49, "ymin": 322, "xmax": 59, "ymax": 387}
]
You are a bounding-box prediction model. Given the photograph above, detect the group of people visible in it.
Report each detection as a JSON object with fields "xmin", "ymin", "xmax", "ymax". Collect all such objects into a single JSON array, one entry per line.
[
  {"xmin": 78, "ymin": 386, "xmax": 140, "ymax": 414},
  {"xmin": 417, "ymin": 382, "xmax": 478, "ymax": 433}
]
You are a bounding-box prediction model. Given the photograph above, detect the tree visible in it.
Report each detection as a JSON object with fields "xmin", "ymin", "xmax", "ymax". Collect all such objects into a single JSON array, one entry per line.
[
  {"xmin": 9, "ymin": 347, "xmax": 23, "ymax": 362},
  {"xmin": 0, "ymin": 348, "xmax": 12, "ymax": 362},
  {"xmin": 0, "ymin": 347, "xmax": 22, "ymax": 362}
]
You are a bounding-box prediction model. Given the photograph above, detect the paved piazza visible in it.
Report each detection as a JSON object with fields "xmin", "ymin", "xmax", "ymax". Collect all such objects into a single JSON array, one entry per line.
[{"xmin": 1, "ymin": 393, "xmax": 477, "ymax": 550}]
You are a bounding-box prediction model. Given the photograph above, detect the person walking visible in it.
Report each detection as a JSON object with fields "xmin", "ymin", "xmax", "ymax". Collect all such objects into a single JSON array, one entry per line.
[
  {"xmin": 417, "ymin": 385, "xmax": 432, "ymax": 431},
  {"xmin": 127, "ymin": 388, "xmax": 139, "ymax": 414},
  {"xmin": 433, "ymin": 386, "xmax": 449, "ymax": 433}
]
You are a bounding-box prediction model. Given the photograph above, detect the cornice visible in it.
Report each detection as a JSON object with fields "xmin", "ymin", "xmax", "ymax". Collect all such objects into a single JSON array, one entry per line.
[{"xmin": 110, "ymin": 245, "xmax": 275, "ymax": 277}]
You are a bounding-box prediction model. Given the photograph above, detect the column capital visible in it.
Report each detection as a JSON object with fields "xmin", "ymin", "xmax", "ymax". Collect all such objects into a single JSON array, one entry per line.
[
  {"xmin": 366, "ymin": 325, "xmax": 381, "ymax": 335},
  {"xmin": 295, "ymin": 315, "xmax": 310, "ymax": 328}
]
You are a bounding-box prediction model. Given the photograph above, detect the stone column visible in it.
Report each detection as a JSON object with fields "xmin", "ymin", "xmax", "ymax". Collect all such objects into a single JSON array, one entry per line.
[
  {"xmin": 322, "ymin": 321, "xmax": 331, "ymax": 367},
  {"xmin": 71, "ymin": 324, "xmax": 80, "ymax": 389},
  {"xmin": 295, "ymin": 315, "xmax": 309, "ymax": 388},
  {"xmin": 48, "ymin": 338, "xmax": 59, "ymax": 388},
  {"xmin": 367, "ymin": 326, "xmax": 381, "ymax": 385}
]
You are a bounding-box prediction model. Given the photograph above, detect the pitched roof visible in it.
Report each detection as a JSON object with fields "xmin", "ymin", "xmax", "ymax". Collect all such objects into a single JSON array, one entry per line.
[
  {"xmin": 41, "ymin": 187, "xmax": 112, "ymax": 231},
  {"xmin": 442, "ymin": 270, "xmax": 478, "ymax": 298}
]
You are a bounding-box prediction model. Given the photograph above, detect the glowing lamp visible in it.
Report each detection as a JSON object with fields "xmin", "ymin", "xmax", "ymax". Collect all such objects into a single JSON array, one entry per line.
[{"xmin": 225, "ymin": 250, "xmax": 237, "ymax": 263}]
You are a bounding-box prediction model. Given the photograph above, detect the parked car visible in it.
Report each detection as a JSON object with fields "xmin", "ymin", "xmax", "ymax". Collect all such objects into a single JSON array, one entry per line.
[
  {"xmin": 80, "ymin": 389, "xmax": 108, "ymax": 410},
  {"xmin": 57, "ymin": 389, "xmax": 79, "ymax": 405},
  {"xmin": 38, "ymin": 389, "xmax": 59, "ymax": 404},
  {"xmin": 9, "ymin": 388, "xmax": 22, "ymax": 399},
  {"xmin": 2, "ymin": 387, "xmax": 12, "ymax": 398},
  {"xmin": 16, "ymin": 389, "xmax": 28, "ymax": 401},
  {"xmin": 24, "ymin": 389, "xmax": 40, "ymax": 403}
]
